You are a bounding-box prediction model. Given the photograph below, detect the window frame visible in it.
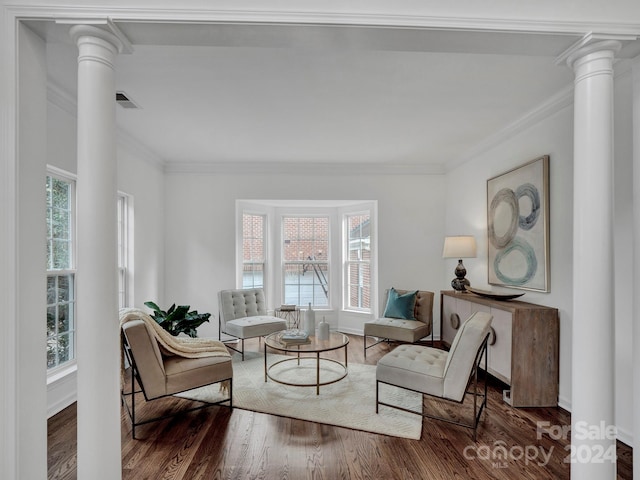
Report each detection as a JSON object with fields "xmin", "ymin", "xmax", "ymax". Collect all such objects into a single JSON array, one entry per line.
[
  {"xmin": 46, "ymin": 167, "xmax": 77, "ymax": 374},
  {"xmin": 117, "ymin": 192, "xmax": 133, "ymax": 309},
  {"xmin": 281, "ymin": 214, "xmax": 331, "ymax": 308},
  {"xmin": 343, "ymin": 210, "xmax": 372, "ymax": 313},
  {"xmin": 241, "ymin": 211, "xmax": 267, "ymax": 290}
]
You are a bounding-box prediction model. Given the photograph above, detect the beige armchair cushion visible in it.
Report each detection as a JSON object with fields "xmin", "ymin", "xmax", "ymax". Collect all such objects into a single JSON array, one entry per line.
[
  {"xmin": 364, "ymin": 289, "xmax": 433, "ymax": 344},
  {"xmin": 218, "ymin": 288, "xmax": 287, "ymax": 339},
  {"xmin": 376, "ymin": 311, "xmax": 492, "ymax": 402},
  {"xmin": 122, "ymin": 319, "xmax": 233, "ymax": 400}
]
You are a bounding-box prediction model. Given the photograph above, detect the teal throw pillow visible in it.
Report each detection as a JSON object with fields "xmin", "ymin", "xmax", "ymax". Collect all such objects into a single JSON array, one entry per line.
[{"xmin": 382, "ymin": 288, "xmax": 418, "ymax": 320}]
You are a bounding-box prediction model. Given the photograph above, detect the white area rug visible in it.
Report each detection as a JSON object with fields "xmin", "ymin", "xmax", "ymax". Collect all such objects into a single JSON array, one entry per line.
[{"xmin": 178, "ymin": 352, "xmax": 423, "ymax": 440}]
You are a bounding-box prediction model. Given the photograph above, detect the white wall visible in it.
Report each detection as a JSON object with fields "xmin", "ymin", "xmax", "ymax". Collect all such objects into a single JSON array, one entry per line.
[
  {"xmin": 162, "ymin": 171, "xmax": 445, "ymax": 339},
  {"xmin": 15, "ymin": 22, "xmax": 49, "ymax": 480},
  {"xmin": 613, "ymin": 69, "xmax": 634, "ymax": 446},
  {"xmin": 443, "ymin": 66, "xmax": 635, "ymax": 444},
  {"xmin": 116, "ymin": 147, "xmax": 166, "ymax": 308},
  {"xmin": 45, "ymin": 80, "xmax": 166, "ymax": 417}
]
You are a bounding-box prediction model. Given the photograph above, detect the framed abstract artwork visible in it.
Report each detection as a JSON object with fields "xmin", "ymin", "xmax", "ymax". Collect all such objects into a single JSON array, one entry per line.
[{"xmin": 487, "ymin": 155, "xmax": 550, "ymax": 292}]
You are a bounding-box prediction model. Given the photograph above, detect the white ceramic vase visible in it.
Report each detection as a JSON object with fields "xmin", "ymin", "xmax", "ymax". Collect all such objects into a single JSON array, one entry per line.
[
  {"xmin": 317, "ymin": 316, "xmax": 330, "ymax": 341},
  {"xmin": 303, "ymin": 303, "xmax": 315, "ymax": 336}
]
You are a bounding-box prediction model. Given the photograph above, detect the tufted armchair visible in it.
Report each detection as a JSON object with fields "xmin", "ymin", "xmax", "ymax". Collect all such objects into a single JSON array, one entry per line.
[
  {"xmin": 218, "ymin": 288, "xmax": 287, "ymax": 360},
  {"xmin": 376, "ymin": 311, "xmax": 492, "ymax": 440},
  {"xmin": 363, "ymin": 289, "xmax": 434, "ymax": 358}
]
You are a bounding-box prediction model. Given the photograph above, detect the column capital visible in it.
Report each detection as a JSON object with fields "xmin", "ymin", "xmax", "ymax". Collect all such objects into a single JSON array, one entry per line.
[
  {"xmin": 555, "ymin": 32, "xmax": 628, "ymax": 68},
  {"xmin": 69, "ymin": 24, "xmax": 124, "ymax": 57},
  {"xmin": 57, "ymin": 18, "xmax": 133, "ymax": 54},
  {"xmin": 565, "ymin": 39, "xmax": 621, "ymax": 71}
]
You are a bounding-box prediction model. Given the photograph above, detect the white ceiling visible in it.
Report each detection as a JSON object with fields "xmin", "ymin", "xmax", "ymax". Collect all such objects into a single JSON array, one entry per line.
[{"xmin": 30, "ymin": 20, "xmax": 637, "ymax": 171}]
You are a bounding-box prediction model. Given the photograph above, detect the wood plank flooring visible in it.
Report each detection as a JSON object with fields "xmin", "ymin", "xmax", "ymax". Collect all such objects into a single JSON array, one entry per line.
[{"xmin": 48, "ymin": 335, "xmax": 633, "ymax": 479}]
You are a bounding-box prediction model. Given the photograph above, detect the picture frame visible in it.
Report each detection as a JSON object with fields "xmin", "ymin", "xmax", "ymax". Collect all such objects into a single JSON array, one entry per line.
[{"xmin": 487, "ymin": 155, "xmax": 550, "ymax": 292}]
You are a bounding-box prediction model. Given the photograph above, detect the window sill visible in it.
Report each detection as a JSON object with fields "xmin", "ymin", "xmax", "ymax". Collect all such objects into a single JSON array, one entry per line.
[
  {"xmin": 342, "ymin": 309, "xmax": 373, "ymax": 317},
  {"xmin": 47, "ymin": 361, "xmax": 77, "ymax": 386}
]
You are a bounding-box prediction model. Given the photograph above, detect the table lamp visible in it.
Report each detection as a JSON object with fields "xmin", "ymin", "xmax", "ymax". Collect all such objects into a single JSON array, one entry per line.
[{"xmin": 443, "ymin": 235, "xmax": 477, "ymax": 292}]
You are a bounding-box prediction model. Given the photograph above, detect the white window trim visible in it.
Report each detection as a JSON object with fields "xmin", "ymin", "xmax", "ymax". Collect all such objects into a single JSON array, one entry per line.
[
  {"xmin": 117, "ymin": 191, "xmax": 134, "ymax": 308},
  {"xmin": 46, "ymin": 166, "xmax": 77, "ymax": 374},
  {"xmin": 240, "ymin": 211, "xmax": 267, "ymax": 290},
  {"xmin": 342, "ymin": 209, "xmax": 373, "ymax": 314}
]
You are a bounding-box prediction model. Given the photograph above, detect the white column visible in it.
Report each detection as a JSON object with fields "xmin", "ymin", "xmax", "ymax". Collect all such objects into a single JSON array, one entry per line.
[
  {"xmin": 632, "ymin": 56, "xmax": 640, "ymax": 480},
  {"xmin": 70, "ymin": 25, "xmax": 123, "ymax": 480},
  {"xmin": 567, "ymin": 40, "xmax": 620, "ymax": 480}
]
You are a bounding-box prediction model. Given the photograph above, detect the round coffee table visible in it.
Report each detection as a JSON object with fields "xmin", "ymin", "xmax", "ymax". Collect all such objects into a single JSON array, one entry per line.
[{"xmin": 264, "ymin": 331, "xmax": 349, "ymax": 395}]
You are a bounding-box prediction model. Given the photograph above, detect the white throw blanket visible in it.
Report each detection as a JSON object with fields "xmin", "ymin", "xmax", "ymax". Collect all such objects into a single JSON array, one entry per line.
[{"xmin": 119, "ymin": 307, "xmax": 231, "ymax": 391}]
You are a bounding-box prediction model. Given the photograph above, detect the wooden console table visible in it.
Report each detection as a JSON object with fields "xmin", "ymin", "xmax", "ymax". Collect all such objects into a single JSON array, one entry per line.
[{"xmin": 440, "ymin": 290, "xmax": 559, "ymax": 407}]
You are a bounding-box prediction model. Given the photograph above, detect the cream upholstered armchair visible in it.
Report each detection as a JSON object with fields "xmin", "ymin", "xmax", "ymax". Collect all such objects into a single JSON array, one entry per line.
[
  {"xmin": 376, "ymin": 311, "xmax": 492, "ymax": 440},
  {"xmin": 363, "ymin": 288, "xmax": 434, "ymax": 358},
  {"xmin": 121, "ymin": 318, "xmax": 233, "ymax": 439},
  {"xmin": 218, "ymin": 288, "xmax": 287, "ymax": 360}
]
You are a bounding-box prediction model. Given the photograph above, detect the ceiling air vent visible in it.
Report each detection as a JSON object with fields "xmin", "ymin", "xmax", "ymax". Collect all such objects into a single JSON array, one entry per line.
[{"xmin": 115, "ymin": 91, "xmax": 140, "ymax": 109}]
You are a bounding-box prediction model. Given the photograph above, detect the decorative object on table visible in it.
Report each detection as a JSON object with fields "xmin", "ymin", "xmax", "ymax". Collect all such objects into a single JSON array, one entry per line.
[
  {"xmin": 465, "ymin": 286, "xmax": 525, "ymax": 301},
  {"xmin": 317, "ymin": 316, "xmax": 330, "ymax": 340},
  {"xmin": 144, "ymin": 301, "xmax": 210, "ymax": 338},
  {"xmin": 487, "ymin": 155, "xmax": 550, "ymax": 292},
  {"xmin": 278, "ymin": 329, "xmax": 311, "ymax": 346},
  {"xmin": 275, "ymin": 304, "xmax": 300, "ymax": 328},
  {"xmin": 442, "ymin": 236, "xmax": 477, "ymax": 292},
  {"xmin": 303, "ymin": 302, "xmax": 316, "ymax": 336}
]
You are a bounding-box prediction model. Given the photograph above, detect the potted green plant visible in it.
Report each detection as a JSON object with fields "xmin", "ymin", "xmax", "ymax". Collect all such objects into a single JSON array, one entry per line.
[{"xmin": 144, "ymin": 301, "xmax": 210, "ymax": 338}]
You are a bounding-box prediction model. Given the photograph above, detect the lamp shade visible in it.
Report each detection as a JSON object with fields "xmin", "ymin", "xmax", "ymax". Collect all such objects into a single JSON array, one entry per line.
[{"xmin": 442, "ymin": 236, "xmax": 477, "ymax": 259}]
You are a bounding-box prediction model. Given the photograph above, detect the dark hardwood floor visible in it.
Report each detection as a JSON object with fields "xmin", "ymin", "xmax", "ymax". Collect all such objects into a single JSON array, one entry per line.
[{"xmin": 48, "ymin": 335, "xmax": 632, "ymax": 479}]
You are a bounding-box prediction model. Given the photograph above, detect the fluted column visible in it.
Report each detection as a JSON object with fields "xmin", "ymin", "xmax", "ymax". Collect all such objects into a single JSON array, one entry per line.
[
  {"xmin": 632, "ymin": 56, "xmax": 640, "ymax": 480},
  {"xmin": 70, "ymin": 24, "xmax": 123, "ymax": 480},
  {"xmin": 567, "ymin": 40, "xmax": 620, "ymax": 480}
]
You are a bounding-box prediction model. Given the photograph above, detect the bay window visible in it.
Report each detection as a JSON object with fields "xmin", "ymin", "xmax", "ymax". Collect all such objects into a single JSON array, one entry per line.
[{"xmin": 238, "ymin": 201, "xmax": 376, "ymax": 317}]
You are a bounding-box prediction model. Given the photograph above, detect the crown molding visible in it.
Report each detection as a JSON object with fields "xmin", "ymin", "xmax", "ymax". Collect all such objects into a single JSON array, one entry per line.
[
  {"xmin": 446, "ymin": 84, "xmax": 575, "ymax": 172},
  {"xmin": 7, "ymin": 4, "xmax": 640, "ymax": 38},
  {"xmin": 116, "ymin": 130, "xmax": 166, "ymax": 171},
  {"xmin": 46, "ymin": 79, "xmax": 165, "ymax": 170},
  {"xmin": 47, "ymin": 82, "xmax": 76, "ymax": 117},
  {"xmin": 164, "ymin": 160, "xmax": 445, "ymax": 176},
  {"xmin": 555, "ymin": 32, "xmax": 636, "ymax": 66}
]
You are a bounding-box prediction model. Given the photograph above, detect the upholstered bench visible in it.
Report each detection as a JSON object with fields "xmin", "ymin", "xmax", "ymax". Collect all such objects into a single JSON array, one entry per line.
[{"xmin": 218, "ymin": 288, "xmax": 287, "ymax": 360}]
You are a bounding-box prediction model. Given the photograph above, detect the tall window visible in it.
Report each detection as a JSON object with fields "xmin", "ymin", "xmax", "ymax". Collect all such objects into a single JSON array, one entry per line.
[
  {"xmin": 242, "ymin": 213, "xmax": 266, "ymax": 288},
  {"xmin": 282, "ymin": 216, "xmax": 329, "ymax": 307},
  {"xmin": 117, "ymin": 193, "xmax": 130, "ymax": 309},
  {"xmin": 346, "ymin": 213, "xmax": 371, "ymax": 310},
  {"xmin": 46, "ymin": 173, "xmax": 76, "ymax": 370}
]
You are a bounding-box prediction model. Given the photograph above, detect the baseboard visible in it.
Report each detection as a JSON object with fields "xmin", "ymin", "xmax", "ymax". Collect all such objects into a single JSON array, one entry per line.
[{"xmin": 47, "ymin": 367, "xmax": 77, "ymax": 418}]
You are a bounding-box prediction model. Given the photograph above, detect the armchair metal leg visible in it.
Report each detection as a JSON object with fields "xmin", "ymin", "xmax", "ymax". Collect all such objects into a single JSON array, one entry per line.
[
  {"xmin": 121, "ymin": 365, "xmax": 233, "ymax": 439},
  {"xmin": 364, "ymin": 335, "xmax": 388, "ymax": 358}
]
